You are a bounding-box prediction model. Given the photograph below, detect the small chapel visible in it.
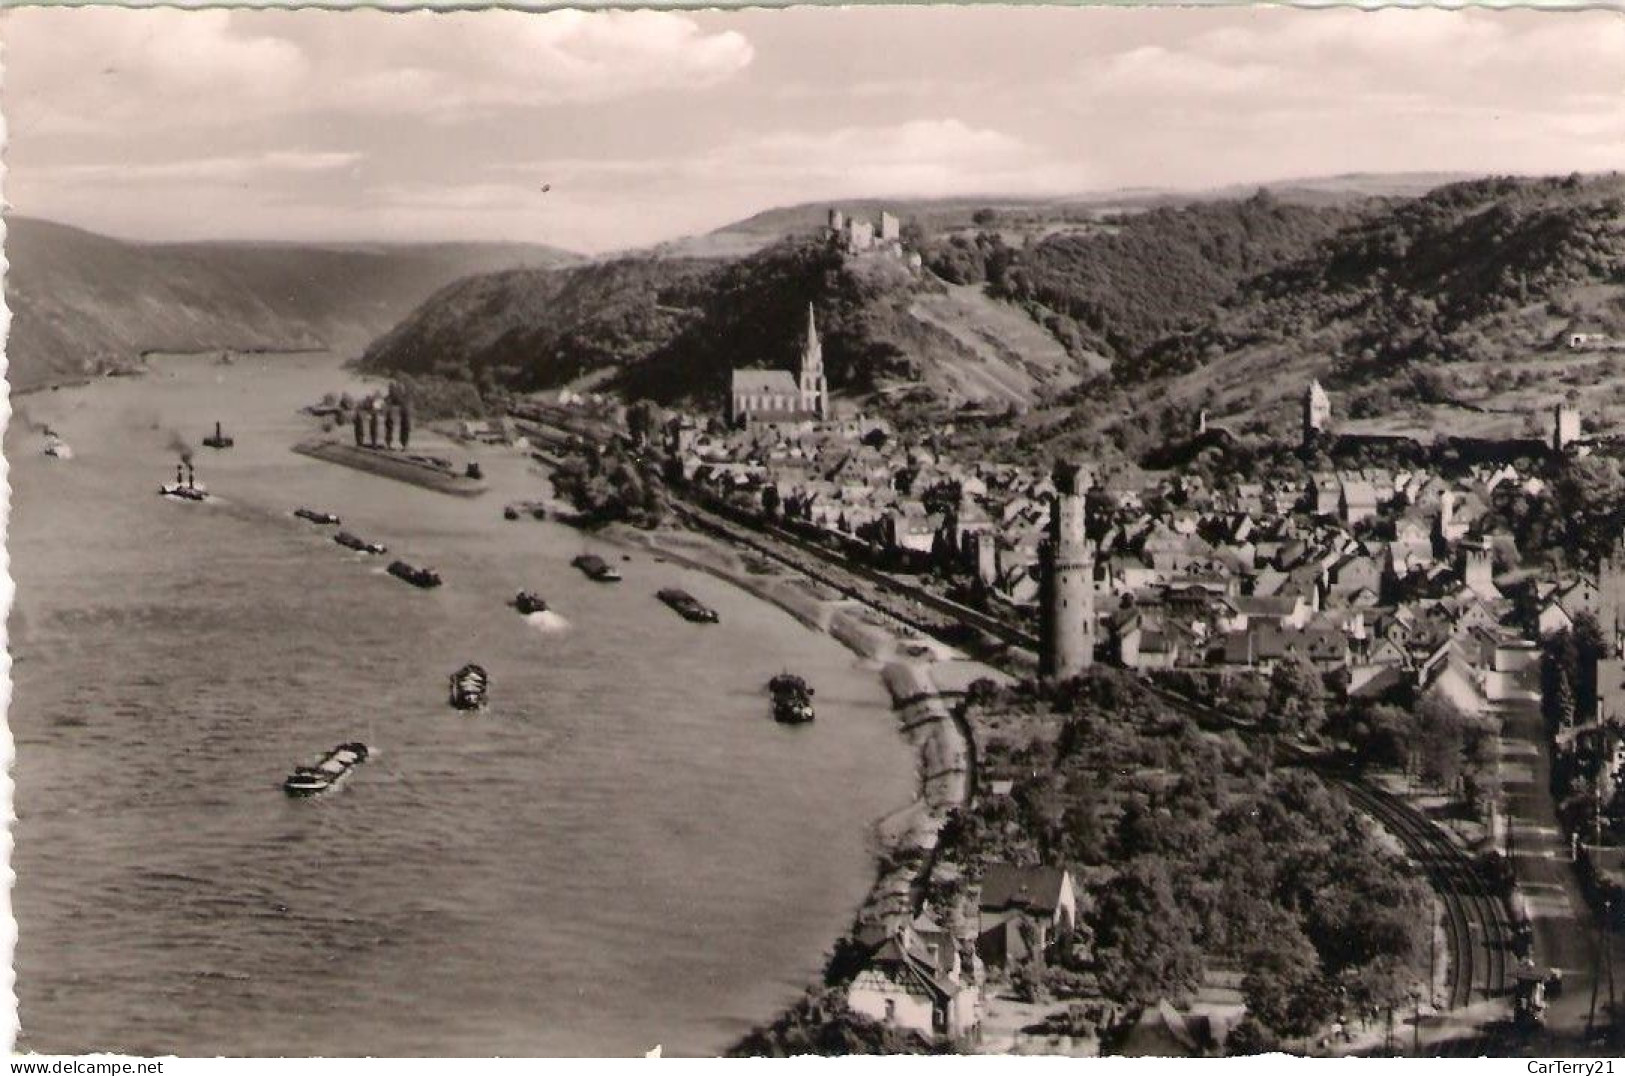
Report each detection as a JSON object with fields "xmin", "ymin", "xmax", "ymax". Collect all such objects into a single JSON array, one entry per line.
[{"xmin": 728, "ymin": 304, "xmax": 830, "ymax": 429}]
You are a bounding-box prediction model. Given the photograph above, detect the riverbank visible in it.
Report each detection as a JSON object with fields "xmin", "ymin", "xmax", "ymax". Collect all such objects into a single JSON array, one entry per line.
[{"xmin": 590, "ymin": 514, "xmax": 1009, "ymax": 967}]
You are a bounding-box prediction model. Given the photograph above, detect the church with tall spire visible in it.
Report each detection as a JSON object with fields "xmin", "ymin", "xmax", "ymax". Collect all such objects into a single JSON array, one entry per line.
[
  {"xmin": 797, "ymin": 303, "xmax": 828, "ymax": 419},
  {"xmin": 728, "ymin": 303, "xmax": 830, "ymax": 428}
]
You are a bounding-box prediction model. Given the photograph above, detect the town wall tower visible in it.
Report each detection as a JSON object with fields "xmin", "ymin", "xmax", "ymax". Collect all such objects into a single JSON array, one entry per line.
[{"xmin": 1040, "ymin": 461, "xmax": 1095, "ymax": 679}]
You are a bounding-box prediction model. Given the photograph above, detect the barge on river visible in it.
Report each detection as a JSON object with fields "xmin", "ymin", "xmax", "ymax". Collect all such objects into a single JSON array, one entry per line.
[
  {"xmin": 571, "ymin": 553, "xmax": 622, "ymax": 582},
  {"xmin": 293, "ymin": 438, "xmax": 488, "ymax": 497},
  {"xmin": 284, "ymin": 742, "xmax": 369, "ymax": 797},
  {"xmin": 334, "ymin": 531, "xmax": 387, "ymax": 555},
  {"xmin": 294, "ymin": 507, "xmax": 341, "ymax": 526},
  {"xmin": 657, "ymin": 587, "xmax": 719, "ymax": 624},
  {"xmin": 387, "ymin": 560, "xmax": 442, "ymax": 589},
  {"xmin": 769, "ymin": 673, "xmax": 816, "ymax": 724},
  {"xmin": 514, "ymin": 591, "xmax": 549, "ymax": 615},
  {"xmin": 449, "ymin": 663, "xmax": 490, "ymax": 711}
]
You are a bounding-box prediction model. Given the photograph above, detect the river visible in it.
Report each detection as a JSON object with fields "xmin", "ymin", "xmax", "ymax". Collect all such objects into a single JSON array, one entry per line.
[{"xmin": 5, "ymin": 352, "xmax": 916, "ymax": 1056}]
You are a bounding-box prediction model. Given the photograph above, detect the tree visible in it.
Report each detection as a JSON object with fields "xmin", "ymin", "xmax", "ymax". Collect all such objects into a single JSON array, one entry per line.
[
  {"xmin": 1225, "ymin": 1016, "xmax": 1281, "ymax": 1056},
  {"xmin": 1555, "ymin": 456, "xmax": 1625, "ymax": 564},
  {"xmin": 1267, "ymin": 658, "xmax": 1327, "ymax": 738},
  {"xmin": 1242, "ymin": 927, "xmax": 1337, "ymax": 1040},
  {"xmin": 1089, "ymin": 861, "xmax": 1204, "ymax": 1009},
  {"xmin": 1225, "ymin": 674, "xmax": 1271, "ymax": 725}
]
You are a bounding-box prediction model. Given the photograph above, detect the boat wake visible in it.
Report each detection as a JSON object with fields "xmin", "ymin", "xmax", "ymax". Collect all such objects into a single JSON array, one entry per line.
[{"xmin": 524, "ymin": 610, "xmax": 570, "ymax": 634}]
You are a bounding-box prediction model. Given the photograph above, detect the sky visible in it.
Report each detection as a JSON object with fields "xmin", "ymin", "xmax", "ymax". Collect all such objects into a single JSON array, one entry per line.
[{"xmin": 2, "ymin": 4, "xmax": 1622, "ymax": 253}]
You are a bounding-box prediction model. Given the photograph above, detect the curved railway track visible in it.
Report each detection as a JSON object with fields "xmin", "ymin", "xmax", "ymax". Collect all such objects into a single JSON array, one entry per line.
[
  {"xmin": 1331, "ymin": 778, "xmax": 1512, "ymax": 1010},
  {"xmin": 1138, "ymin": 681, "xmax": 1515, "ymax": 1013}
]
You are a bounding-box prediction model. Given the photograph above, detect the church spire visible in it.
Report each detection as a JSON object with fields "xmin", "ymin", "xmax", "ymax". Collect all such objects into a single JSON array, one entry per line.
[{"xmin": 804, "ymin": 304, "xmax": 821, "ymax": 369}]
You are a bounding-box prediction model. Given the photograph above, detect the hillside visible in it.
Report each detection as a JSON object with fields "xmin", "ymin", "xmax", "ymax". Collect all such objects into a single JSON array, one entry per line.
[
  {"xmin": 363, "ymin": 234, "xmax": 1093, "ymax": 411},
  {"xmin": 923, "ymin": 191, "xmax": 1376, "ymax": 375},
  {"xmin": 356, "ymin": 173, "xmax": 1625, "ymax": 447},
  {"xmin": 637, "ymin": 173, "xmax": 1473, "ymax": 261},
  {"xmin": 1139, "ymin": 174, "xmax": 1625, "ymax": 434},
  {"xmin": 998, "ymin": 173, "xmax": 1625, "ymax": 465},
  {"xmin": 3, "ymin": 217, "xmax": 579, "ymax": 392},
  {"xmin": 357, "ymin": 255, "xmax": 723, "ymax": 392}
]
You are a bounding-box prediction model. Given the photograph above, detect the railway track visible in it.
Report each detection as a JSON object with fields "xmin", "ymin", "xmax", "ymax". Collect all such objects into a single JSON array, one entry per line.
[
  {"xmin": 1139, "ymin": 680, "xmax": 1515, "ymax": 1012},
  {"xmin": 1332, "ymin": 779, "xmax": 1511, "ymax": 1009}
]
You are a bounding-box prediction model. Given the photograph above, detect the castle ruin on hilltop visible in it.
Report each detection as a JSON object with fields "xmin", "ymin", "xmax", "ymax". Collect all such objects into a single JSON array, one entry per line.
[{"xmin": 826, "ymin": 207, "xmax": 924, "ymax": 271}]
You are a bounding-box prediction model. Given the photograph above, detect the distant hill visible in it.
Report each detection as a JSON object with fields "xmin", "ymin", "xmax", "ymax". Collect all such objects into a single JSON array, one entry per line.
[
  {"xmin": 636, "ymin": 172, "xmax": 1478, "ymax": 260},
  {"xmin": 1005, "ymin": 173, "xmax": 1625, "ymax": 463},
  {"xmin": 3, "ymin": 217, "xmax": 580, "ymax": 392},
  {"xmin": 359, "ymin": 171, "xmax": 1625, "ymax": 449}
]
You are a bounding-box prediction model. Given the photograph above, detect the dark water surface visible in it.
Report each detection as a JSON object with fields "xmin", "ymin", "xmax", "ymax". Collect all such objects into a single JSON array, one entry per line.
[{"xmin": 6, "ymin": 354, "xmax": 913, "ymax": 1055}]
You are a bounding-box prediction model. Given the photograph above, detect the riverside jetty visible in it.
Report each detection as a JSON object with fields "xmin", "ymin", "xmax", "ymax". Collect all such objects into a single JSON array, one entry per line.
[{"xmin": 293, "ymin": 438, "xmax": 488, "ymax": 497}]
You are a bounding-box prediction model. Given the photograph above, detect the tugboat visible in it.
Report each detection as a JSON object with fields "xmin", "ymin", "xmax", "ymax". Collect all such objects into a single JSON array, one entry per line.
[
  {"xmin": 571, "ymin": 553, "xmax": 622, "ymax": 583},
  {"xmin": 449, "ymin": 663, "xmax": 490, "ymax": 710},
  {"xmin": 159, "ymin": 460, "xmax": 209, "ymax": 501},
  {"xmin": 513, "ymin": 591, "xmax": 549, "ymax": 615},
  {"xmin": 387, "ymin": 560, "xmax": 442, "ymax": 589},
  {"xmin": 41, "ymin": 428, "xmax": 73, "ymax": 460},
  {"xmin": 283, "ymin": 742, "xmax": 370, "ymax": 797},
  {"xmin": 769, "ymin": 673, "xmax": 816, "ymax": 724},
  {"xmin": 334, "ymin": 531, "xmax": 387, "ymax": 555},
  {"xmin": 294, "ymin": 507, "xmax": 342, "ymax": 525},
  {"xmin": 657, "ymin": 587, "xmax": 720, "ymax": 624},
  {"xmin": 202, "ymin": 421, "xmax": 234, "ymax": 450}
]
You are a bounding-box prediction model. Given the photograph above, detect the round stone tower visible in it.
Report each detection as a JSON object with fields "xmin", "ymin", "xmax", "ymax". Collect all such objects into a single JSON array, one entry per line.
[{"xmin": 1040, "ymin": 461, "xmax": 1095, "ymax": 679}]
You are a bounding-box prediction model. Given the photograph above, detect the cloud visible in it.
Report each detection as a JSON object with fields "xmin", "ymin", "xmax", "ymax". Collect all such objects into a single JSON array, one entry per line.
[
  {"xmin": 0, "ymin": 8, "xmax": 753, "ymax": 134},
  {"xmin": 37, "ymin": 150, "xmax": 365, "ymax": 185},
  {"xmin": 0, "ymin": 10, "xmax": 311, "ymax": 135},
  {"xmin": 322, "ymin": 10, "xmax": 753, "ymax": 116},
  {"xmin": 1069, "ymin": 9, "xmax": 1623, "ymax": 116}
]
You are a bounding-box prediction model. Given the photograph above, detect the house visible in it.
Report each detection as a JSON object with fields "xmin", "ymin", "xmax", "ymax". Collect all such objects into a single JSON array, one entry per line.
[
  {"xmin": 1223, "ymin": 622, "xmax": 1350, "ymax": 671},
  {"xmin": 1118, "ymin": 622, "xmax": 1183, "ymax": 670},
  {"xmin": 975, "ymin": 864, "xmax": 1078, "ymax": 972},
  {"xmin": 1339, "ymin": 479, "xmax": 1381, "ymax": 525},
  {"xmin": 1117, "ymin": 1000, "xmax": 1225, "ymax": 1057},
  {"xmin": 846, "ymin": 926, "xmax": 979, "ymax": 1040}
]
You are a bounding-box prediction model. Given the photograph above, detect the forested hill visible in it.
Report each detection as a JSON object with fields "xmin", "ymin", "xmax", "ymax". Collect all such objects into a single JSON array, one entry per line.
[
  {"xmin": 3, "ymin": 217, "xmax": 579, "ymax": 392},
  {"xmin": 356, "ymin": 173, "xmax": 1625, "ymax": 440},
  {"xmin": 921, "ymin": 191, "xmax": 1374, "ymax": 372},
  {"xmin": 361, "ymin": 234, "xmax": 1086, "ymax": 409},
  {"xmin": 1142, "ymin": 173, "xmax": 1625, "ymax": 385}
]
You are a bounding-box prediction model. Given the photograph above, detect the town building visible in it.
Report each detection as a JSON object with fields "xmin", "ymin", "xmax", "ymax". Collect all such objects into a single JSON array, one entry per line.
[
  {"xmin": 845, "ymin": 925, "xmax": 979, "ymax": 1041},
  {"xmin": 975, "ymin": 864, "xmax": 1078, "ymax": 973},
  {"xmin": 727, "ymin": 305, "xmax": 830, "ymax": 428}
]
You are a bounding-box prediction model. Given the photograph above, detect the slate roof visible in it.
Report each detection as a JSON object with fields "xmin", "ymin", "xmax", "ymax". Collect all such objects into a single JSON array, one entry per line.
[
  {"xmin": 730, "ymin": 369, "xmax": 799, "ymax": 395},
  {"xmin": 978, "ymin": 864, "xmax": 1069, "ymax": 916}
]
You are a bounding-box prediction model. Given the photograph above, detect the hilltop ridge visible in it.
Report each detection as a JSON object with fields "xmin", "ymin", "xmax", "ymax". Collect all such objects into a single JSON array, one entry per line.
[{"xmin": 3, "ymin": 216, "xmax": 580, "ymax": 391}]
